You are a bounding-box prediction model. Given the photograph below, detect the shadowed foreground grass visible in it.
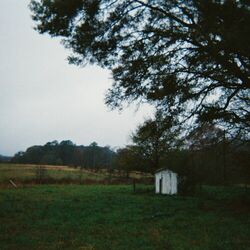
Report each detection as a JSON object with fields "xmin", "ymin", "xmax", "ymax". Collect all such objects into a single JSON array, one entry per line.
[{"xmin": 0, "ymin": 185, "xmax": 249, "ymax": 250}]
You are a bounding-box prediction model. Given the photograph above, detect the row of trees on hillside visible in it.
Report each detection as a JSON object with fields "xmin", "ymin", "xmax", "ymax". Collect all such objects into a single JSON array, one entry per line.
[
  {"xmin": 12, "ymin": 141, "xmax": 115, "ymax": 170},
  {"xmin": 0, "ymin": 155, "xmax": 11, "ymax": 163}
]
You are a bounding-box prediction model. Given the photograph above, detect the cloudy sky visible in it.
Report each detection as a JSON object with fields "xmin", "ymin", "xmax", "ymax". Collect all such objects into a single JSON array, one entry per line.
[{"xmin": 0, "ymin": 0, "xmax": 153, "ymax": 156}]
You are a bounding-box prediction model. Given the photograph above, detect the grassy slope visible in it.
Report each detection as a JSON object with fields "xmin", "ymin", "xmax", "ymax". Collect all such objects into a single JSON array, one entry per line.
[
  {"xmin": 0, "ymin": 164, "xmax": 108, "ymax": 184},
  {"xmin": 0, "ymin": 164, "xmax": 152, "ymax": 185},
  {"xmin": 0, "ymin": 185, "xmax": 249, "ymax": 250}
]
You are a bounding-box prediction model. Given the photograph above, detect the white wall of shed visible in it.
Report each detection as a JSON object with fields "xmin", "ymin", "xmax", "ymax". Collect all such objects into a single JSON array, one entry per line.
[
  {"xmin": 155, "ymin": 170, "xmax": 178, "ymax": 195},
  {"xmin": 170, "ymin": 172, "xmax": 178, "ymax": 194},
  {"xmin": 155, "ymin": 172, "xmax": 161, "ymax": 193}
]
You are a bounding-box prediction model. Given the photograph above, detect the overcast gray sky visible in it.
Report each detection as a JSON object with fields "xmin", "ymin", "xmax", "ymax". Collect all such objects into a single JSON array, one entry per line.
[{"xmin": 0, "ymin": 0, "xmax": 153, "ymax": 156}]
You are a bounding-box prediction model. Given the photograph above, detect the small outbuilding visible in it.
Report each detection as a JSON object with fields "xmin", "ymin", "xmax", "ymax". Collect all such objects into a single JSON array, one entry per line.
[{"xmin": 155, "ymin": 168, "xmax": 178, "ymax": 195}]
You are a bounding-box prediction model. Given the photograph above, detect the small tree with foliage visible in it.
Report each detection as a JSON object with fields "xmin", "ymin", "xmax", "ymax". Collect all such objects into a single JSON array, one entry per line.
[{"xmin": 132, "ymin": 111, "xmax": 180, "ymax": 173}]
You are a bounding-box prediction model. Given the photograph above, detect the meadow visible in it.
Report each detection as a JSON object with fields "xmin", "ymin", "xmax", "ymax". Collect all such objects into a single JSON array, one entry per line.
[
  {"xmin": 0, "ymin": 163, "xmax": 152, "ymax": 187},
  {"xmin": 0, "ymin": 164, "xmax": 249, "ymax": 250},
  {"xmin": 0, "ymin": 163, "xmax": 106, "ymax": 184}
]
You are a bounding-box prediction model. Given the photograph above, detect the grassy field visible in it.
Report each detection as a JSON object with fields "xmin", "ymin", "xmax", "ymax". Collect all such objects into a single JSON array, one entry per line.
[
  {"xmin": 0, "ymin": 163, "xmax": 106, "ymax": 184},
  {"xmin": 0, "ymin": 163, "xmax": 152, "ymax": 187},
  {"xmin": 0, "ymin": 184, "xmax": 249, "ymax": 250}
]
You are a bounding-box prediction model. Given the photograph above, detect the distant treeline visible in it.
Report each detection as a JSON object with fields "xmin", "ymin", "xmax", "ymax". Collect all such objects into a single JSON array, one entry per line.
[
  {"xmin": 11, "ymin": 140, "xmax": 116, "ymax": 170},
  {"xmin": 0, "ymin": 155, "xmax": 11, "ymax": 163}
]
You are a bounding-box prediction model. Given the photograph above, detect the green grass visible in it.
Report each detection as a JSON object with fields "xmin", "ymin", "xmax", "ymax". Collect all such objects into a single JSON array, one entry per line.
[{"xmin": 0, "ymin": 185, "xmax": 249, "ymax": 250}]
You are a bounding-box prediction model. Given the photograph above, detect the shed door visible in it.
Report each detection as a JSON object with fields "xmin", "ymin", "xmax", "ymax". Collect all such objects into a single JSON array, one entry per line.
[{"xmin": 159, "ymin": 178, "xmax": 162, "ymax": 194}]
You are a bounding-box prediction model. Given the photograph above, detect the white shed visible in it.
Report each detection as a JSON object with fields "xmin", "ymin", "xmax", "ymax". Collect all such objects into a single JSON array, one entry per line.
[{"xmin": 155, "ymin": 169, "xmax": 178, "ymax": 195}]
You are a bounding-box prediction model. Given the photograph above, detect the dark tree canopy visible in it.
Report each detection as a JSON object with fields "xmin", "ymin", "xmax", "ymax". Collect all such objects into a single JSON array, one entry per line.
[
  {"xmin": 186, "ymin": 123, "xmax": 224, "ymax": 150},
  {"xmin": 30, "ymin": 0, "xmax": 250, "ymax": 134},
  {"xmin": 132, "ymin": 111, "xmax": 180, "ymax": 172}
]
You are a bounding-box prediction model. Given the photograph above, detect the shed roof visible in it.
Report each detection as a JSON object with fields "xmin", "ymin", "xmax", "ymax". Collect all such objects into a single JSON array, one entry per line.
[{"xmin": 155, "ymin": 168, "xmax": 176, "ymax": 174}]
